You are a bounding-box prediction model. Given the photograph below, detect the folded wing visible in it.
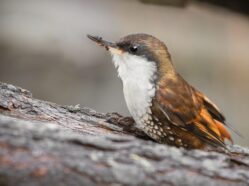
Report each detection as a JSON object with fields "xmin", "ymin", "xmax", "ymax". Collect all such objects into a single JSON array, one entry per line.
[{"xmin": 155, "ymin": 73, "xmax": 231, "ymax": 148}]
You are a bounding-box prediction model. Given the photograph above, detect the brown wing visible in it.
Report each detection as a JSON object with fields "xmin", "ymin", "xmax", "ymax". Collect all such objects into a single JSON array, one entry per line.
[
  {"xmin": 196, "ymin": 90, "xmax": 225, "ymax": 123},
  {"xmin": 196, "ymin": 90, "xmax": 232, "ymax": 142},
  {"xmin": 155, "ymin": 73, "xmax": 226, "ymax": 148}
]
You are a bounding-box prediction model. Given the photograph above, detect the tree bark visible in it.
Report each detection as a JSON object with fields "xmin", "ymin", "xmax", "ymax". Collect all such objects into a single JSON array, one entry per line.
[{"xmin": 0, "ymin": 82, "xmax": 248, "ymax": 186}]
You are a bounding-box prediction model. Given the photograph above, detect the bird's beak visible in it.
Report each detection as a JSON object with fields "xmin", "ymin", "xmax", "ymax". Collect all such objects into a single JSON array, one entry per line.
[{"xmin": 87, "ymin": 34, "xmax": 123, "ymax": 55}]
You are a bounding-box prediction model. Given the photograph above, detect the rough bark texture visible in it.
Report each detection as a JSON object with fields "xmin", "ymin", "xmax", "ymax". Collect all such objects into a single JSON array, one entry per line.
[{"xmin": 0, "ymin": 82, "xmax": 249, "ymax": 186}]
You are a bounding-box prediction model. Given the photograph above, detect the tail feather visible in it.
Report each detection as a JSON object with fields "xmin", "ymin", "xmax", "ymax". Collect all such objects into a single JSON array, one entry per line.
[{"xmin": 214, "ymin": 119, "xmax": 233, "ymax": 143}]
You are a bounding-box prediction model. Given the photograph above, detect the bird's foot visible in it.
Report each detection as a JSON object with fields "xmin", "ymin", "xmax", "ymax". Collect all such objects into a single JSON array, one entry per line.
[
  {"xmin": 106, "ymin": 112, "xmax": 151, "ymax": 140},
  {"xmin": 106, "ymin": 112, "xmax": 135, "ymax": 127}
]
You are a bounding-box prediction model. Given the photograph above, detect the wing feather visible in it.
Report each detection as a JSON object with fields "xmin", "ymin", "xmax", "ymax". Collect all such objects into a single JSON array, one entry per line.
[
  {"xmin": 156, "ymin": 74, "xmax": 227, "ymax": 148},
  {"xmin": 196, "ymin": 91, "xmax": 225, "ymax": 122}
]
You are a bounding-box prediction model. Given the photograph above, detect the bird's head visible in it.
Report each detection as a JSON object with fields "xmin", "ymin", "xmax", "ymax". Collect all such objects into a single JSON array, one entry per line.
[{"xmin": 87, "ymin": 34, "xmax": 175, "ymax": 83}]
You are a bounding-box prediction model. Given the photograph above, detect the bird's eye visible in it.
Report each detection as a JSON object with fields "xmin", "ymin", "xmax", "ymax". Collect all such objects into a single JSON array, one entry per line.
[{"xmin": 129, "ymin": 45, "xmax": 138, "ymax": 53}]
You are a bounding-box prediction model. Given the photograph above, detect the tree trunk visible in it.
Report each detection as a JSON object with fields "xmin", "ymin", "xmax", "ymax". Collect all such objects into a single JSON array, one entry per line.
[{"xmin": 0, "ymin": 82, "xmax": 248, "ymax": 186}]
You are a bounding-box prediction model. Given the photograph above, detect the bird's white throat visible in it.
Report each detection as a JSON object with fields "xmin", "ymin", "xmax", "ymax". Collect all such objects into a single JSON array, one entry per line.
[{"xmin": 110, "ymin": 51, "xmax": 157, "ymax": 128}]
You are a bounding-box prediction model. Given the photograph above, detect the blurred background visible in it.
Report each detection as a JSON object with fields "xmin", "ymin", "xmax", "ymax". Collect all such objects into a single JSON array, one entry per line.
[{"xmin": 0, "ymin": 0, "xmax": 248, "ymax": 146}]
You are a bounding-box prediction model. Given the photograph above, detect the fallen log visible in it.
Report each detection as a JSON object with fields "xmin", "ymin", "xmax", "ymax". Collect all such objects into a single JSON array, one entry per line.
[{"xmin": 0, "ymin": 82, "xmax": 248, "ymax": 186}]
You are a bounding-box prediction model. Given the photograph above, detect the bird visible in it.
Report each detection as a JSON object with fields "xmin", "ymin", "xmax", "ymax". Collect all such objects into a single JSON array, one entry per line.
[{"xmin": 87, "ymin": 33, "xmax": 232, "ymax": 149}]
